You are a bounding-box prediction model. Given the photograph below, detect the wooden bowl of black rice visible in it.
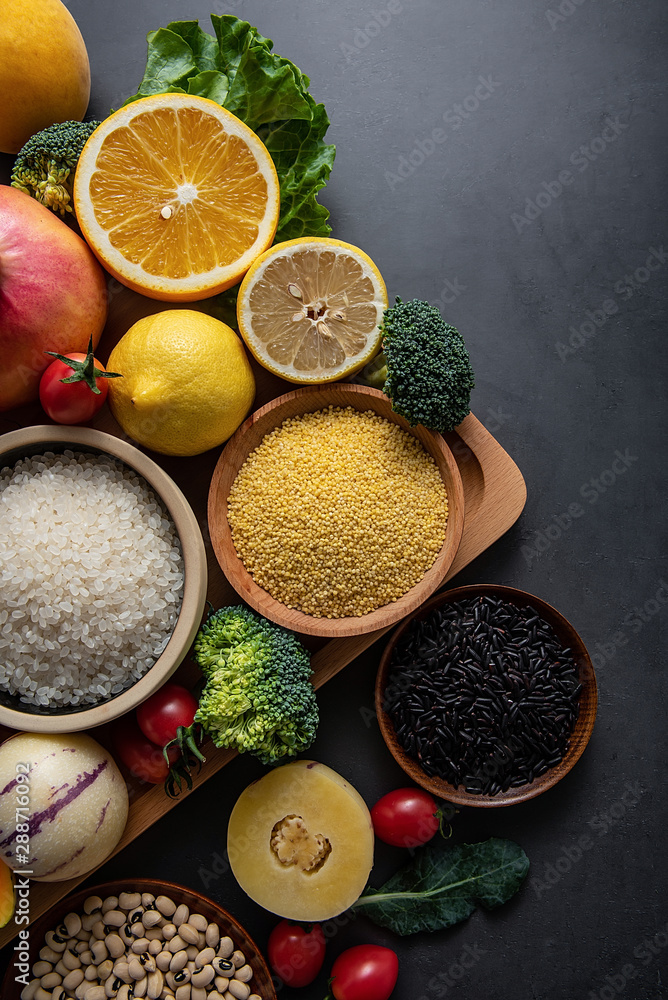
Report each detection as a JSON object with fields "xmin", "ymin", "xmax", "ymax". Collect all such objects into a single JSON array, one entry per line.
[{"xmin": 375, "ymin": 584, "xmax": 598, "ymax": 807}]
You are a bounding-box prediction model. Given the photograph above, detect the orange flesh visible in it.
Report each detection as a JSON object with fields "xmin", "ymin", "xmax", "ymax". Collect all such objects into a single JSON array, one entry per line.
[
  {"xmin": 248, "ymin": 249, "xmax": 379, "ymax": 373},
  {"xmin": 89, "ymin": 106, "xmax": 270, "ymax": 278}
]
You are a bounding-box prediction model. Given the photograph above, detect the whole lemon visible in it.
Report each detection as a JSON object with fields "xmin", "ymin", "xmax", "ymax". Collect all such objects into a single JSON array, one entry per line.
[
  {"xmin": 0, "ymin": 0, "xmax": 91, "ymax": 154},
  {"xmin": 107, "ymin": 310, "xmax": 256, "ymax": 457}
]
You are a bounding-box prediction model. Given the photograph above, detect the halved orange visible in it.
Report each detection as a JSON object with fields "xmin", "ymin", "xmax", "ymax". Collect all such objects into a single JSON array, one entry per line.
[
  {"xmin": 237, "ymin": 237, "xmax": 388, "ymax": 383},
  {"xmin": 73, "ymin": 94, "xmax": 280, "ymax": 301}
]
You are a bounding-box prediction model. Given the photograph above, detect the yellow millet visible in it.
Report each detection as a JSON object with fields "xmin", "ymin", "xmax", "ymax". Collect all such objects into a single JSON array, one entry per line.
[{"xmin": 227, "ymin": 406, "xmax": 448, "ymax": 618}]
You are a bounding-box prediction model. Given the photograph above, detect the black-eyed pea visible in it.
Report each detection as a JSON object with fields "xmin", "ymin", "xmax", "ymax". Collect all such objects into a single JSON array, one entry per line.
[
  {"xmin": 145, "ymin": 928, "xmax": 164, "ymax": 942},
  {"xmin": 156, "ymin": 951, "xmax": 172, "ymax": 972},
  {"xmin": 205, "ymin": 924, "xmax": 220, "ymax": 949},
  {"xmin": 20, "ymin": 978, "xmax": 41, "ymax": 1000},
  {"xmin": 91, "ymin": 941, "xmax": 109, "ymax": 965},
  {"xmin": 105, "ymin": 934, "xmax": 125, "ymax": 960},
  {"xmin": 195, "ymin": 948, "xmax": 215, "ymax": 969},
  {"xmin": 52, "ymin": 988, "xmax": 69, "ymax": 1000},
  {"xmin": 174, "ymin": 986, "xmax": 191, "ymax": 1000},
  {"xmin": 185, "ymin": 947, "xmax": 198, "ymax": 962},
  {"xmin": 84, "ymin": 965, "xmax": 100, "ymax": 982},
  {"xmin": 116, "ymin": 986, "xmax": 133, "ymax": 1000},
  {"xmin": 141, "ymin": 892, "xmax": 156, "ymax": 907},
  {"xmin": 248, "ymin": 995, "xmax": 261, "ymax": 1000},
  {"xmin": 83, "ymin": 987, "xmax": 107, "ymax": 1000},
  {"xmin": 55, "ymin": 960, "xmax": 69, "ymax": 977},
  {"xmin": 171, "ymin": 969, "xmax": 191, "ymax": 986},
  {"xmin": 33, "ymin": 961, "xmax": 52, "ymax": 978},
  {"xmin": 155, "ymin": 896, "xmax": 176, "ymax": 918},
  {"xmin": 119, "ymin": 892, "xmax": 142, "ymax": 912},
  {"xmin": 128, "ymin": 908, "xmax": 145, "ymax": 927},
  {"xmin": 92, "ymin": 921, "xmax": 107, "ymax": 941},
  {"xmin": 103, "ymin": 972, "xmax": 118, "ymax": 998},
  {"xmin": 84, "ymin": 896, "xmax": 103, "ymax": 916},
  {"xmin": 63, "ymin": 968, "xmax": 85, "ymax": 991},
  {"xmin": 82, "ymin": 913, "xmax": 99, "ymax": 932},
  {"xmin": 191, "ymin": 965, "xmax": 214, "ymax": 989},
  {"xmin": 112, "ymin": 960, "xmax": 131, "ymax": 983},
  {"xmin": 231, "ymin": 951, "xmax": 245, "ymax": 970},
  {"xmin": 131, "ymin": 937, "xmax": 150, "ymax": 955},
  {"xmin": 147, "ymin": 970, "xmax": 164, "ymax": 999},
  {"xmin": 233, "ymin": 965, "xmax": 252, "ymax": 984},
  {"xmin": 214, "ymin": 976, "xmax": 229, "ymax": 992},
  {"xmin": 40, "ymin": 972, "xmax": 63, "ymax": 989},
  {"xmin": 63, "ymin": 950, "xmax": 82, "ymax": 971},
  {"xmin": 148, "ymin": 940, "xmax": 162, "ymax": 956},
  {"xmin": 178, "ymin": 924, "xmax": 198, "ymax": 947},
  {"xmin": 227, "ymin": 981, "xmax": 250, "ymax": 1000},
  {"xmin": 76, "ymin": 928, "xmax": 91, "ymax": 941},
  {"xmin": 169, "ymin": 951, "xmax": 188, "ymax": 973},
  {"xmin": 142, "ymin": 910, "xmax": 163, "ymax": 930},
  {"xmin": 190, "ymin": 988, "xmax": 207, "ymax": 1000},
  {"xmin": 98, "ymin": 960, "xmax": 114, "ymax": 981},
  {"xmin": 208, "ymin": 993, "xmax": 225, "ymax": 1000},
  {"xmin": 104, "ymin": 911, "xmax": 127, "ymax": 929},
  {"xmin": 33, "ymin": 988, "xmax": 52, "ymax": 1000},
  {"xmin": 213, "ymin": 958, "xmax": 234, "ymax": 977},
  {"xmin": 140, "ymin": 955, "xmax": 156, "ymax": 974},
  {"xmin": 167, "ymin": 935, "xmax": 187, "ymax": 955},
  {"xmin": 39, "ymin": 946, "xmax": 60, "ymax": 964},
  {"xmin": 188, "ymin": 914, "xmax": 207, "ymax": 933},
  {"xmin": 173, "ymin": 905, "xmax": 189, "ymax": 928},
  {"xmin": 45, "ymin": 931, "xmax": 68, "ymax": 953},
  {"xmin": 64, "ymin": 912, "xmax": 83, "ymax": 937},
  {"xmin": 102, "ymin": 897, "xmax": 119, "ymax": 915},
  {"xmin": 128, "ymin": 957, "xmax": 145, "ymax": 981},
  {"xmin": 217, "ymin": 938, "xmax": 234, "ymax": 960},
  {"xmin": 79, "ymin": 949, "xmax": 94, "ymax": 965},
  {"xmin": 162, "ymin": 923, "xmax": 177, "ymax": 941},
  {"xmin": 131, "ymin": 921, "xmax": 146, "ymax": 938}
]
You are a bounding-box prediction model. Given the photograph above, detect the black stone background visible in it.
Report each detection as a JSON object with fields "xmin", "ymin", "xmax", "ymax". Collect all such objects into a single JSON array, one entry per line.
[{"xmin": 1, "ymin": 1, "xmax": 666, "ymax": 998}]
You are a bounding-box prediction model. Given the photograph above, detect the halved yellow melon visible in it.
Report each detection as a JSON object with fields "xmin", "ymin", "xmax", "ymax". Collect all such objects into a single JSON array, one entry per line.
[
  {"xmin": 0, "ymin": 858, "xmax": 14, "ymax": 928},
  {"xmin": 227, "ymin": 760, "xmax": 374, "ymax": 921}
]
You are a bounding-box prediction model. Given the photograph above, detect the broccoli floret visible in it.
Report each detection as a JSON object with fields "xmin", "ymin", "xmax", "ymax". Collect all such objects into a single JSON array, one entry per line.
[
  {"xmin": 192, "ymin": 605, "xmax": 318, "ymax": 767},
  {"xmin": 359, "ymin": 298, "xmax": 475, "ymax": 433},
  {"xmin": 11, "ymin": 120, "xmax": 102, "ymax": 215}
]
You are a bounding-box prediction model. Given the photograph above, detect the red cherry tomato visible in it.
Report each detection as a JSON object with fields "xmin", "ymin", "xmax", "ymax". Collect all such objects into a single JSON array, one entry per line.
[
  {"xmin": 111, "ymin": 717, "xmax": 178, "ymax": 784},
  {"xmin": 267, "ymin": 920, "xmax": 326, "ymax": 987},
  {"xmin": 370, "ymin": 788, "xmax": 441, "ymax": 848},
  {"xmin": 136, "ymin": 683, "xmax": 198, "ymax": 747},
  {"xmin": 330, "ymin": 945, "xmax": 398, "ymax": 1000},
  {"xmin": 39, "ymin": 339, "xmax": 121, "ymax": 424}
]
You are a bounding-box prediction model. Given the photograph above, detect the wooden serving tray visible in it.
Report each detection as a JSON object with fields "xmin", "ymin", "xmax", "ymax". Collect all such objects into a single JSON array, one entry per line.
[{"xmin": 0, "ymin": 290, "xmax": 526, "ymax": 946}]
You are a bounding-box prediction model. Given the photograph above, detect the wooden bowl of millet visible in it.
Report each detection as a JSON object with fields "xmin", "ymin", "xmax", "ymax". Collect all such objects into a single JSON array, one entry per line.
[
  {"xmin": 207, "ymin": 384, "xmax": 465, "ymax": 637},
  {"xmin": 375, "ymin": 584, "xmax": 598, "ymax": 807}
]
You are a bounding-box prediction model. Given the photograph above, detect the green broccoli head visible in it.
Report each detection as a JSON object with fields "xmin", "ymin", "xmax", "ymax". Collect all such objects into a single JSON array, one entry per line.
[
  {"xmin": 193, "ymin": 606, "xmax": 318, "ymax": 766},
  {"xmin": 11, "ymin": 120, "xmax": 102, "ymax": 215},
  {"xmin": 360, "ymin": 297, "xmax": 475, "ymax": 433}
]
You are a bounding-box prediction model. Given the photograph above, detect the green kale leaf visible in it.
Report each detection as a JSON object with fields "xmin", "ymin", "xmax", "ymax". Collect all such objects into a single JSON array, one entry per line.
[{"xmin": 352, "ymin": 838, "xmax": 529, "ymax": 936}]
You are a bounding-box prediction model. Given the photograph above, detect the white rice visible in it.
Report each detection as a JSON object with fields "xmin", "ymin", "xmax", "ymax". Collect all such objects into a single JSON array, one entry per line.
[{"xmin": 0, "ymin": 450, "xmax": 185, "ymax": 708}]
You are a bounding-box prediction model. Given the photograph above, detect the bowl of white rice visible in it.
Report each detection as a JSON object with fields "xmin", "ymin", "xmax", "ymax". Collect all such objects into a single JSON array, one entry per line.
[{"xmin": 0, "ymin": 426, "xmax": 208, "ymax": 733}]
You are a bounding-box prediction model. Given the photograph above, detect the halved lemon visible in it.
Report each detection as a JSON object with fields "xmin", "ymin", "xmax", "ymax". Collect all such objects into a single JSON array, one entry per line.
[
  {"xmin": 236, "ymin": 237, "xmax": 388, "ymax": 383},
  {"xmin": 73, "ymin": 94, "xmax": 280, "ymax": 301}
]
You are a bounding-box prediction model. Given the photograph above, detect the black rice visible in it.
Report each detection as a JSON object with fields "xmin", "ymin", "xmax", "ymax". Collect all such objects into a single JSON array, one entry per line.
[{"xmin": 383, "ymin": 595, "xmax": 582, "ymax": 795}]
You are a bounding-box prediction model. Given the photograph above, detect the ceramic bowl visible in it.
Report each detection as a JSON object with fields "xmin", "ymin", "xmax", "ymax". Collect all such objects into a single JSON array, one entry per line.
[
  {"xmin": 375, "ymin": 584, "xmax": 597, "ymax": 806},
  {"xmin": 0, "ymin": 425, "xmax": 207, "ymax": 733},
  {"xmin": 1, "ymin": 877, "xmax": 276, "ymax": 999},
  {"xmin": 208, "ymin": 384, "xmax": 465, "ymax": 637}
]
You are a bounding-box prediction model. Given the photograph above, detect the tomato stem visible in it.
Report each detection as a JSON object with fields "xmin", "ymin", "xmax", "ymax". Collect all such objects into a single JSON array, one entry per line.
[{"xmin": 44, "ymin": 335, "xmax": 122, "ymax": 394}]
